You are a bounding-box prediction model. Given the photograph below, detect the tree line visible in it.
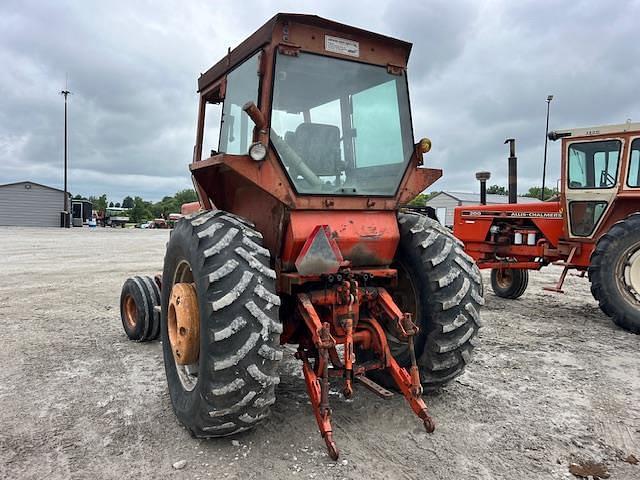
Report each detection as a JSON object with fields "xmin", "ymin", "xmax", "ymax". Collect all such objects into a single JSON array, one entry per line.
[
  {"xmin": 74, "ymin": 189, "xmax": 198, "ymax": 223},
  {"xmin": 407, "ymin": 185, "xmax": 559, "ymax": 206}
]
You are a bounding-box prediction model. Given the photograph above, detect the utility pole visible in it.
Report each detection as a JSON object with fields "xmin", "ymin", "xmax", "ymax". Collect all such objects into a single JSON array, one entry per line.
[
  {"xmin": 60, "ymin": 88, "xmax": 71, "ymax": 227},
  {"xmin": 541, "ymin": 94, "xmax": 553, "ymax": 201}
]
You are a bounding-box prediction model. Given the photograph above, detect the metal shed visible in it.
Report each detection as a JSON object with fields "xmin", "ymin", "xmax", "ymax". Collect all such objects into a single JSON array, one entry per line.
[
  {"xmin": 0, "ymin": 181, "xmax": 69, "ymax": 227},
  {"xmin": 426, "ymin": 191, "xmax": 540, "ymax": 227}
]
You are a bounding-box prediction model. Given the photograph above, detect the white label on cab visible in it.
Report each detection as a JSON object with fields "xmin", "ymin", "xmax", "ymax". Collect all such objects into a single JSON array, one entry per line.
[{"xmin": 325, "ymin": 35, "xmax": 359, "ymax": 57}]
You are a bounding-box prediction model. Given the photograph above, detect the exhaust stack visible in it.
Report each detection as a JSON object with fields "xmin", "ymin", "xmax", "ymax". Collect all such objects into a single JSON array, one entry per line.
[
  {"xmin": 504, "ymin": 138, "xmax": 517, "ymax": 204},
  {"xmin": 475, "ymin": 171, "xmax": 491, "ymax": 205}
]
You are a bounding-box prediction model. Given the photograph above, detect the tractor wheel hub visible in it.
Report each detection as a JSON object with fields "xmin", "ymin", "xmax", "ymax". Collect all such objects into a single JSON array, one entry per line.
[
  {"xmin": 624, "ymin": 248, "xmax": 640, "ymax": 300},
  {"xmin": 495, "ymin": 269, "xmax": 513, "ymax": 289},
  {"xmin": 168, "ymin": 282, "xmax": 200, "ymax": 365},
  {"xmin": 123, "ymin": 294, "xmax": 137, "ymax": 329}
]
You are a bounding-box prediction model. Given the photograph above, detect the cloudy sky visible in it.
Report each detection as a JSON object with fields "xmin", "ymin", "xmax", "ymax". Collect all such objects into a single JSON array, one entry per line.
[{"xmin": 1, "ymin": 0, "xmax": 638, "ymax": 202}]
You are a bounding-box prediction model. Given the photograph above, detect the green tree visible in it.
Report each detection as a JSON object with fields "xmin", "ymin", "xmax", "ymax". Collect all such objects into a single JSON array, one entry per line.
[
  {"xmin": 115, "ymin": 202, "xmax": 121, "ymax": 208},
  {"xmin": 93, "ymin": 194, "xmax": 108, "ymax": 215},
  {"xmin": 174, "ymin": 189, "xmax": 197, "ymax": 206},
  {"xmin": 407, "ymin": 191, "xmax": 438, "ymax": 206},
  {"xmin": 152, "ymin": 196, "xmax": 179, "ymax": 219},
  {"xmin": 109, "ymin": 201, "xmax": 114, "ymax": 207},
  {"xmin": 523, "ymin": 186, "xmax": 558, "ymax": 200},
  {"xmin": 487, "ymin": 185, "xmax": 507, "ymax": 195},
  {"xmin": 122, "ymin": 196, "xmax": 134, "ymax": 209},
  {"xmin": 129, "ymin": 196, "xmax": 152, "ymax": 223},
  {"xmin": 73, "ymin": 194, "xmax": 83, "ymax": 199}
]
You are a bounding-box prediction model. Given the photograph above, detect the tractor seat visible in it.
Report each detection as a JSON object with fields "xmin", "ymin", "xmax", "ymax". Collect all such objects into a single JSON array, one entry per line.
[{"xmin": 287, "ymin": 123, "xmax": 341, "ymax": 176}]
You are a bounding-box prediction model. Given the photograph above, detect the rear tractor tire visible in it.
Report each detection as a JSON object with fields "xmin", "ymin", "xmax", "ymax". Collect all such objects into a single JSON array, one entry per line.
[
  {"xmin": 119, "ymin": 275, "xmax": 161, "ymax": 341},
  {"xmin": 589, "ymin": 213, "xmax": 640, "ymax": 334},
  {"xmin": 490, "ymin": 268, "xmax": 529, "ymax": 299},
  {"xmin": 161, "ymin": 210, "xmax": 283, "ymax": 437},
  {"xmin": 386, "ymin": 212, "xmax": 484, "ymax": 391}
]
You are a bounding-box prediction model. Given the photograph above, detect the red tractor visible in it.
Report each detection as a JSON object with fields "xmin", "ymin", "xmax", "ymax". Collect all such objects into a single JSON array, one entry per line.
[
  {"xmin": 453, "ymin": 122, "xmax": 640, "ymax": 333},
  {"xmin": 118, "ymin": 14, "xmax": 483, "ymax": 459}
]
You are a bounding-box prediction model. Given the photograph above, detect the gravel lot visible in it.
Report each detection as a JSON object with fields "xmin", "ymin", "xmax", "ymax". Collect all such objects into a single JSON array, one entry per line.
[{"xmin": 1, "ymin": 226, "xmax": 638, "ymax": 479}]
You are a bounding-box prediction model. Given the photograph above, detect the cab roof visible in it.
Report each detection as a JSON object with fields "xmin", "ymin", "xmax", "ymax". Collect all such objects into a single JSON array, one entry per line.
[
  {"xmin": 549, "ymin": 121, "xmax": 640, "ymax": 140},
  {"xmin": 197, "ymin": 13, "xmax": 412, "ymax": 93}
]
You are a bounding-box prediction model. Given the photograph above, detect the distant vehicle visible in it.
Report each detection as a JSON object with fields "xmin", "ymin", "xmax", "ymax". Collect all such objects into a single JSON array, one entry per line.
[
  {"xmin": 105, "ymin": 207, "xmax": 129, "ymax": 228},
  {"xmin": 454, "ymin": 122, "xmax": 640, "ymax": 334},
  {"xmin": 71, "ymin": 199, "xmax": 93, "ymax": 227},
  {"xmin": 153, "ymin": 218, "xmax": 169, "ymax": 229}
]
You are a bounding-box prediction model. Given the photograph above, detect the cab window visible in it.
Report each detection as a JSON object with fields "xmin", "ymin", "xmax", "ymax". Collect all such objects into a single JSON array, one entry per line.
[
  {"xmin": 568, "ymin": 140, "xmax": 621, "ymax": 189},
  {"xmin": 569, "ymin": 201, "xmax": 607, "ymax": 236},
  {"xmin": 628, "ymin": 138, "xmax": 640, "ymax": 187},
  {"xmin": 218, "ymin": 52, "xmax": 261, "ymax": 155}
]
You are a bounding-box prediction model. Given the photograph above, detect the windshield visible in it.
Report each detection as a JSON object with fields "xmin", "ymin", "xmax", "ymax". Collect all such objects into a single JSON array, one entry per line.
[{"xmin": 270, "ymin": 52, "xmax": 414, "ymax": 196}]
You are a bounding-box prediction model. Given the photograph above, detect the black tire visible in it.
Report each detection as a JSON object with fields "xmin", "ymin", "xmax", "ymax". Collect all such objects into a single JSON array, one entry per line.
[
  {"xmin": 490, "ymin": 268, "xmax": 529, "ymax": 299},
  {"xmin": 589, "ymin": 213, "xmax": 640, "ymax": 334},
  {"xmin": 119, "ymin": 275, "xmax": 160, "ymax": 341},
  {"xmin": 161, "ymin": 209, "xmax": 283, "ymax": 437},
  {"xmin": 387, "ymin": 212, "xmax": 484, "ymax": 390}
]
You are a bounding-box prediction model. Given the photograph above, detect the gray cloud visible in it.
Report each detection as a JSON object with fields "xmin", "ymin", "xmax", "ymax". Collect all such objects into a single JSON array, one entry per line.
[{"xmin": 1, "ymin": 0, "xmax": 638, "ymax": 202}]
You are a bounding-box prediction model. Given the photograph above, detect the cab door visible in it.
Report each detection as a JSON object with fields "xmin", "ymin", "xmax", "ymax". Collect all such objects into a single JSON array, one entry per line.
[
  {"xmin": 624, "ymin": 137, "xmax": 640, "ymax": 189},
  {"xmin": 564, "ymin": 138, "xmax": 623, "ymax": 239}
]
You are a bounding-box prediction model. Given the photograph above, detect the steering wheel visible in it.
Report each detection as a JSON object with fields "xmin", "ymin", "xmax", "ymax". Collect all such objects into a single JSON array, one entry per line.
[{"xmin": 599, "ymin": 170, "xmax": 616, "ymax": 187}]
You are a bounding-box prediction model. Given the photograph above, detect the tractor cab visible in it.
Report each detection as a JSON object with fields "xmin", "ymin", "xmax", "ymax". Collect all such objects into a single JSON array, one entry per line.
[
  {"xmin": 551, "ymin": 122, "xmax": 640, "ymax": 240},
  {"xmin": 190, "ymin": 14, "xmax": 441, "ymax": 265}
]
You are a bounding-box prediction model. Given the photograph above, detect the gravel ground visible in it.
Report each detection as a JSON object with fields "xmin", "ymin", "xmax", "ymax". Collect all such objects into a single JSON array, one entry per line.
[{"xmin": 0, "ymin": 226, "xmax": 638, "ymax": 480}]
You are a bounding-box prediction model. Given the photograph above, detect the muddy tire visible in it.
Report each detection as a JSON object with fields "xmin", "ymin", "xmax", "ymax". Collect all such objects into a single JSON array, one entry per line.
[
  {"xmin": 490, "ymin": 268, "xmax": 529, "ymax": 299},
  {"xmin": 161, "ymin": 210, "xmax": 283, "ymax": 437},
  {"xmin": 387, "ymin": 212, "xmax": 484, "ymax": 390},
  {"xmin": 119, "ymin": 275, "xmax": 160, "ymax": 341},
  {"xmin": 589, "ymin": 213, "xmax": 640, "ymax": 334}
]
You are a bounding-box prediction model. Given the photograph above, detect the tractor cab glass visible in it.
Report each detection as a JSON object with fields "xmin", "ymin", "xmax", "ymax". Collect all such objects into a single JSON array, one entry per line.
[
  {"xmin": 270, "ymin": 52, "xmax": 414, "ymax": 196},
  {"xmin": 567, "ymin": 139, "xmax": 621, "ymax": 237},
  {"xmin": 218, "ymin": 52, "xmax": 261, "ymax": 154},
  {"xmin": 628, "ymin": 138, "xmax": 640, "ymax": 187},
  {"xmin": 567, "ymin": 140, "xmax": 621, "ymax": 189}
]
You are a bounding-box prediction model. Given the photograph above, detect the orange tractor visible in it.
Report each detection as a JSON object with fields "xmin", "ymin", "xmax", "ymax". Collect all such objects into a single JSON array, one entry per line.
[
  {"xmin": 118, "ymin": 14, "xmax": 483, "ymax": 459},
  {"xmin": 453, "ymin": 122, "xmax": 640, "ymax": 333}
]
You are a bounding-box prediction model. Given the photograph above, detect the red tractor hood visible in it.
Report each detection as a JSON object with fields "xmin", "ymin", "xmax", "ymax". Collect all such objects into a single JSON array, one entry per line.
[{"xmin": 453, "ymin": 201, "xmax": 564, "ymax": 248}]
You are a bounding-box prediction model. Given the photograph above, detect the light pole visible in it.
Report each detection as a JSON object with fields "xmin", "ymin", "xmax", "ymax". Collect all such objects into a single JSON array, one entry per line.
[
  {"xmin": 541, "ymin": 94, "xmax": 553, "ymax": 201},
  {"xmin": 61, "ymin": 89, "xmax": 71, "ymax": 227}
]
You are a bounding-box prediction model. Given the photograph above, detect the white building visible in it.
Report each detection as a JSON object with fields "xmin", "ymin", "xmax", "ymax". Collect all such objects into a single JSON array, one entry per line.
[{"xmin": 0, "ymin": 181, "xmax": 70, "ymax": 227}]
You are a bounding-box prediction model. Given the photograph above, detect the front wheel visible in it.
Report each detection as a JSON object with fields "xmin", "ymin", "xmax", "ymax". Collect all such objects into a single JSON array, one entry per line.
[
  {"xmin": 119, "ymin": 275, "xmax": 160, "ymax": 341},
  {"xmin": 589, "ymin": 213, "xmax": 640, "ymax": 334},
  {"xmin": 490, "ymin": 268, "xmax": 529, "ymax": 299}
]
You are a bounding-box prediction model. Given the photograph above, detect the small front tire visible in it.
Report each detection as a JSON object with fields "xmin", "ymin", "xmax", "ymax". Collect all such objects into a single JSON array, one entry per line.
[
  {"xmin": 119, "ymin": 275, "xmax": 160, "ymax": 341},
  {"xmin": 490, "ymin": 268, "xmax": 529, "ymax": 299}
]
